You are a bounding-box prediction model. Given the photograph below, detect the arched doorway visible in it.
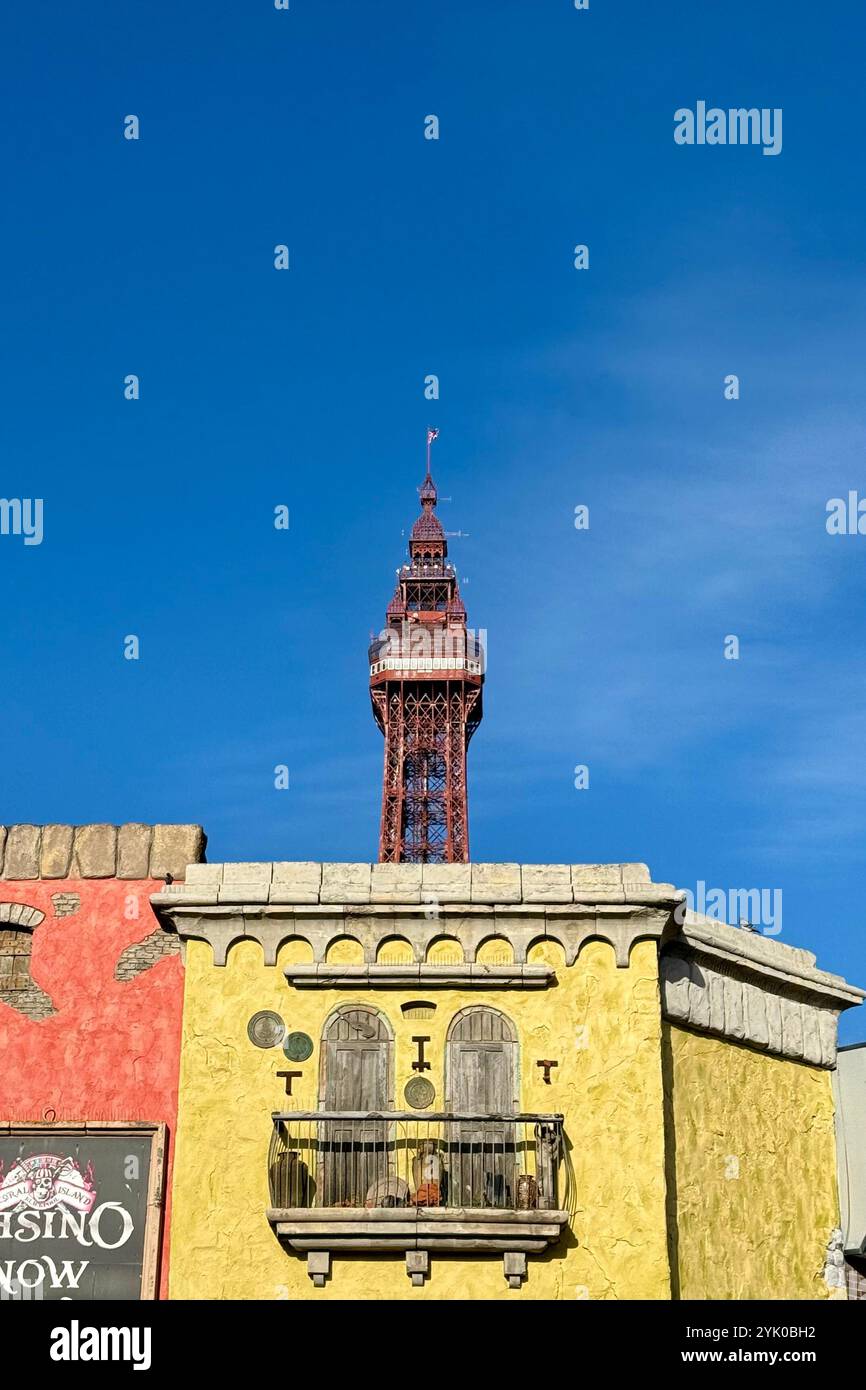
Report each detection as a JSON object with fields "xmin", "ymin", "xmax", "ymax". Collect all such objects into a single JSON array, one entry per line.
[
  {"xmin": 319, "ymin": 1006, "xmax": 393, "ymax": 1206},
  {"xmin": 446, "ymin": 1007, "xmax": 518, "ymax": 1208}
]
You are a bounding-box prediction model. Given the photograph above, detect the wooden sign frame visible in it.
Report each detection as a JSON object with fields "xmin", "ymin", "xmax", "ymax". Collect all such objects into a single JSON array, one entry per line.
[{"xmin": 0, "ymin": 1120, "xmax": 167, "ymax": 1300}]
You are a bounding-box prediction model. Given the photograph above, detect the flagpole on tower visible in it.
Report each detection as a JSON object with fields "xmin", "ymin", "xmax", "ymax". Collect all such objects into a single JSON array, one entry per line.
[{"xmin": 426, "ymin": 426, "xmax": 438, "ymax": 477}]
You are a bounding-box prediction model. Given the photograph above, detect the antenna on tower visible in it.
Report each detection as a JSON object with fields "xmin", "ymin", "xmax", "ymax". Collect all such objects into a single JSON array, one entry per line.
[{"xmin": 425, "ymin": 426, "xmax": 439, "ymax": 478}]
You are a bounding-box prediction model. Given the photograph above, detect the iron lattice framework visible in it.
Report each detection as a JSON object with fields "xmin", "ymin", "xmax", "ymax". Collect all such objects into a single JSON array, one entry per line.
[{"xmin": 369, "ymin": 441, "xmax": 483, "ymax": 863}]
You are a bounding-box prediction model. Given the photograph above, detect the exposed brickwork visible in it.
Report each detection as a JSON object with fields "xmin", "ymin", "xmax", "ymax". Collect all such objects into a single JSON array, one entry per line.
[
  {"xmin": 0, "ymin": 984, "xmax": 55, "ymax": 1020},
  {"xmin": 114, "ymin": 927, "xmax": 181, "ymax": 982},
  {"xmin": 51, "ymin": 891, "xmax": 81, "ymax": 917},
  {"xmin": 0, "ymin": 925, "xmax": 55, "ymax": 1019}
]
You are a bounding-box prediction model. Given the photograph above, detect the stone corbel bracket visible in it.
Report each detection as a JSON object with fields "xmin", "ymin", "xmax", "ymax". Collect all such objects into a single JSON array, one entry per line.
[
  {"xmin": 661, "ymin": 913, "xmax": 866, "ymax": 1068},
  {"xmin": 266, "ymin": 1207, "xmax": 571, "ymax": 1288}
]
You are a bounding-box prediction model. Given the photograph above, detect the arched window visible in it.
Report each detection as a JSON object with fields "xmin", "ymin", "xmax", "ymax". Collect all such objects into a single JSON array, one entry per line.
[
  {"xmin": 445, "ymin": 1007, "xmax": 519, "ymax": 1208},
  {"xmin": 319, "ymin": 1005, "xmax": 393, "ymax": 1110},
  {"xmin": 318, "ymin": 1006, "xmax": 393, "ymax": 1207},
  {"xmin": 446, "ymin": 1006, "xmax": 518, "ymax": 1112},
  {"xmin": 0, "ymin": 905, "xmax": 53, "ymax": 1020}
]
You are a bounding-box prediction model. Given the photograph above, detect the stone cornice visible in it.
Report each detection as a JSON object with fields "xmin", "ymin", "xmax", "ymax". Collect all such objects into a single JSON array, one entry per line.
[
  {"xmin": 661, "ymin": 913, "xmax": 865, "ymax": 1067},
  {"xmin": 676, "ymin": 914, "xmax": 864, "ymax": 1009},
  {"xmin": 148, "ymin": 866, "xmax": 866, "ymax": 1064},
  {"xmin": 283, "ymin": 963, "xmax": 556, "ymax": 989},
  {"xmin": 149, "ymin": 900, "xmax": 677, "ymax": 969},
  {"xmin": 150, "ymin": 861, "xmax": 684, "ymax": 969}
]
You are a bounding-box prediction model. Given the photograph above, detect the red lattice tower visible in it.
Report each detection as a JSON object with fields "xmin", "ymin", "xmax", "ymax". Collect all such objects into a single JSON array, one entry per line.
[{"xmin": 369, "ymin": 433, "xmax": 484, "ymax": 862}]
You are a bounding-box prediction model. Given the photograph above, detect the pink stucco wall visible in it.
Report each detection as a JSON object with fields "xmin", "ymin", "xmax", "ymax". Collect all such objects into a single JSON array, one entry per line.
[{"xmin": 0, "ymin": 877, "xmax": 183, "ymax": 1297}]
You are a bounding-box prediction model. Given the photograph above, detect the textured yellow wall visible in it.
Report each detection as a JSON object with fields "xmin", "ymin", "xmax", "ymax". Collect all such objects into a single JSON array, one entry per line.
[
  {"xmin": 663, "ymin": 1023, "xmax": 837, "ymax": 1300},
  {"xmin": 169, "ymin": 937, "xmax": 671, "ymax": 1300}
]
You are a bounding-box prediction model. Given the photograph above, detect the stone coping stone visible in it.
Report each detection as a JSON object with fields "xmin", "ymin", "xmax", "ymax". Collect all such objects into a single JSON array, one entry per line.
[
  {"xmin": 0, "ymin": 824, "xmax": 206, "ymax": 881},
  {"xmin": 157, "ymin": 861, "xmax": 676, "ymax": 907}
]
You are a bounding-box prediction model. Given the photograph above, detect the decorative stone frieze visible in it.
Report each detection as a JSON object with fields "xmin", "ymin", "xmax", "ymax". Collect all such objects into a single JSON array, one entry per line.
[
  {"xmin": 150, "ymin": 862, "xmax": 684, "ymax": 970},
  {"xmin": 661, "ymin": 913, "xmax": 865, "ymax": 1068}
]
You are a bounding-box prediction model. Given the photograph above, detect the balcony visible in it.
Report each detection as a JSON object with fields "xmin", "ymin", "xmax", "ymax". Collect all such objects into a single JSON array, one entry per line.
[
  {"xmin": 266, "ymin": 1112, "xmax": 571, "ymax": 1287},
  {"xmin": 368, "ymin": 633, "xmax": 486, "ymax": 680},
  {"xmin": 369, "ymin": 653, "xmax": 484, "ymax": 678}
]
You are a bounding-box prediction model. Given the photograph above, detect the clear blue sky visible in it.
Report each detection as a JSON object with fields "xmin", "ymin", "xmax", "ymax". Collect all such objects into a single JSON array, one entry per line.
[{"xmin": 2, "ymin": 2, "xmax": 865, "ymax": 1039}]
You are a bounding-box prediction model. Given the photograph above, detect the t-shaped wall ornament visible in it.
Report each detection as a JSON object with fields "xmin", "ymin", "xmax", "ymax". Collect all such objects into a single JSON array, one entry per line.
[
  {"xmin": 412, "ymin": 1036, "xmax": 431, "ymax": 1073},
  {"xmin": 537, "ymin": 1060, "xmax": 558, "ymax": 1084},
  {"xmin": 277, "ymin": 1070, "xmax": 303, "ymax": 1096}
]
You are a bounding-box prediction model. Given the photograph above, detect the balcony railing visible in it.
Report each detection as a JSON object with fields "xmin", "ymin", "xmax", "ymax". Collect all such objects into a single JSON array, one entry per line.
[
  {"xmin": 268, "ymin": 1112, "xmax": 567, "ymax": 1213},
  {"xmin": 369, "ymin": 654, "xmax": 484, "ymax": 677},
  {"xmin": 368, "ymin": 634, "xmax": 486, "ymax": 671}
]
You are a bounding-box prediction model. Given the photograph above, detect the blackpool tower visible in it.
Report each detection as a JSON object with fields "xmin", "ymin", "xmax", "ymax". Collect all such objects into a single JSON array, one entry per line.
[{"xmin": 369, "ymin": 432, "xmax": 484, "ymax": 862}]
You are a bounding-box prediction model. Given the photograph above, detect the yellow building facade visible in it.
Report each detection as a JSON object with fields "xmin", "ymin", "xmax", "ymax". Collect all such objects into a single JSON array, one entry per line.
[{"xmin": 153, "ymin": 861, "xmax": 863, "ymax": 1301}]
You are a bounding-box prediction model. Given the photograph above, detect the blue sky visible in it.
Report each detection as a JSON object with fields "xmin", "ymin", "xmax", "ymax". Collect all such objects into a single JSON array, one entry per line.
[{"xmin": 2, "ymin": 2, "xmax": 865, "ymax": 1039}]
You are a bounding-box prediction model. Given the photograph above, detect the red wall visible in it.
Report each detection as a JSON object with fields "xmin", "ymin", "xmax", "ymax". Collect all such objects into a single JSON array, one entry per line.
[{"xmin": 0, "ymin": 878, "xmax": 182, "ymax": 1297}]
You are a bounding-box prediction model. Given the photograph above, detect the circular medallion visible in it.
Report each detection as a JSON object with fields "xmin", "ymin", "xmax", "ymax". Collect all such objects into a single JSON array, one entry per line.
[
  {"xmin": 283, "ymin": 1031, "xmax": 314, "ymax": 1063},
  {"xmin": 404, "ymin": 1076, "xmax": 435, "ymax": 1110},
  {"xmin": 247, "ymin": 1011, "xmax": 285, "ymax": 1049}
]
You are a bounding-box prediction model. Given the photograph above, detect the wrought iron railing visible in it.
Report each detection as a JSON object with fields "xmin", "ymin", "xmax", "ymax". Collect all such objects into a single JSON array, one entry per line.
[
  {"xmin": 399, "ymin": 562, "xmax": 456, "ymax": 578},
  {"xmin": 268, "ymin": 1112, "xmax": 568, "ymax": 1213}
]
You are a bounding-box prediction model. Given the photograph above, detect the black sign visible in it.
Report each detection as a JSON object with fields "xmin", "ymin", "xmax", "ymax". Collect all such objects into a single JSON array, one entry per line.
[{"xmin": 0, "ymin": 1127, "xmax": 162, "ymax": 1300}]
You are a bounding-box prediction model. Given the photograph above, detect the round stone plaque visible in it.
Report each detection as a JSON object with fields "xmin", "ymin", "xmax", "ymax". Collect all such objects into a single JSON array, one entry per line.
[
  {"xmin": 247, "ymin": 1010, "xmax": 285, "ymax": 1049},
  {"xmin": 404, "ymin": 1076, "xmax": 435, "ymax": 1110},
  {"xmin": 283, "ymin": 1031, "xmax": 314, "ymax": 1063}
]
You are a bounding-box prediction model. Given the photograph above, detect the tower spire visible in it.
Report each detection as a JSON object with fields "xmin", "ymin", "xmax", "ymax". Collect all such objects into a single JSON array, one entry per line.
[
  {"xmin": 368, "ymin": 432, "xmax": 483, "ymax": 863},
  {"xmin": 420, "ymin": 428, "xmax": 439, "ymax": 508}
]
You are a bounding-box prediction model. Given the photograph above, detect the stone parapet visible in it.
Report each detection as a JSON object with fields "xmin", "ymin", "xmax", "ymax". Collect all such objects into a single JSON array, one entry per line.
[
  {"xmin": 157, "ymin": 860, "xmax": 672, "ymax": 907},
  {"xmin": 0, "ymin": 824, "xmax": 207, "ymax": 881}
]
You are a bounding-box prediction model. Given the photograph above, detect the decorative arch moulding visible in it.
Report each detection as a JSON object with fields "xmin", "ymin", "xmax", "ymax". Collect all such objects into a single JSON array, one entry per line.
[{"xmin": 0, "ymin": 902, "xmax": 45, "ymax": 929}]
